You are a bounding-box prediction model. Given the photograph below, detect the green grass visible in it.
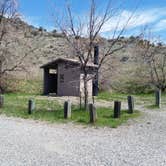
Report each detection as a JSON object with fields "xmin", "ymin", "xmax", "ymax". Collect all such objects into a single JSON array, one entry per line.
[
  {"xmin": 146, "ymin": 104, "xmax": 160, "ymax": 109},
  {"xmin": 0, "ymin": 93, "xmax": 141, "ymax": 128},
  {"xmin": 97, "ymin": 91, "xmax": 128, "ymax": 101},
  {"xmin": 71, "ymin": 107, "xmax": 140, "ymax": 128},
  {"xmin": 97, "ymin": 91, "xmax": 166, "ymax": 106}
]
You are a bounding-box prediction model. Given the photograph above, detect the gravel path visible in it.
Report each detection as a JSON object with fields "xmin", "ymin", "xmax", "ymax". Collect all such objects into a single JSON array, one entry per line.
[{"xmin": 0, "ymin": 107, "xmax": 166, "ymax": 166}]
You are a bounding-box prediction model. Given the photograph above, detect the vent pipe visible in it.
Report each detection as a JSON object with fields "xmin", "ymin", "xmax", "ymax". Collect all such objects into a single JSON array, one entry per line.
[
  {"xmin": 93, "ymin": 45, "xmax": 99, "ymax": 96},
  {"xmin": 94, "ymin": 45, "xmax": 99, "ymax": 65}
]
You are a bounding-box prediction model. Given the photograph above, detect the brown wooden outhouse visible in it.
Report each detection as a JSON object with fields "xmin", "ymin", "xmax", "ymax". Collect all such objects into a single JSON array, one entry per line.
[{"xmin": 40, "ymin": 58, "xmax": 98, "ymax": 97}]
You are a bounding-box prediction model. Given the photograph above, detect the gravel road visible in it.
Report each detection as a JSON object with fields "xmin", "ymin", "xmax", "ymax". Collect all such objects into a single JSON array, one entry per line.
[{"xmin": 0, "ymin": 108, "xmax": 166, "ymax": 166}]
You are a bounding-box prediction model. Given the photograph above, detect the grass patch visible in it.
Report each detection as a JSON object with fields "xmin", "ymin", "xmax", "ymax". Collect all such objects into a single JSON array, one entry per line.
[
  {"xmin": 146, "ymin": 104, "xmax": 160, "ymax": 109},
  {"xmin": 0, "ymin": 93, "xmax": 141, "ymax": 128},
  {"xmin": 97, "ymin": 91, "xmax": 128, "ymax": 101},
  {"xmin": 97, "ymin": 91, "xmax": 166, "ymax": 106}
]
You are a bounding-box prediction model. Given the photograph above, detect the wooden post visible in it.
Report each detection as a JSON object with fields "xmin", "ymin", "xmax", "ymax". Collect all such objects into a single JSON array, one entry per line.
[
  {"xmin": 0, "ymin": 95, "xmax": 4, "ymax": 108},
  {"xmin": 114, "ymin": 101, "xmax": 121, "ymax": 118},
  {"xmin": 28, "ymin": 99, "xmax": 35, "ymax": 114},
  {"xmin": 127, "ymin": 96, "xmax": 134, "ymax": 114},
  {"xmin": 155, "ymin": 90, "xmax": 161, "ymax": 108},
  {"xmin": 89, "ymin": 103, "xmax": 97, "ymax": 123},
  {"xmin": 64, "ymin": 101, "xmax": 71, "ymax": 119}
]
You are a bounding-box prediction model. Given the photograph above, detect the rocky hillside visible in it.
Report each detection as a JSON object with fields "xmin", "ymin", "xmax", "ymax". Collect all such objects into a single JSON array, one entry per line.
[
  {"xmin": 2, "ymin": 18, "xmax": 166, "ymax": 93},
  {"xmin": 2, "ymin": 18, "xmax": 72, "ymax": 78}
]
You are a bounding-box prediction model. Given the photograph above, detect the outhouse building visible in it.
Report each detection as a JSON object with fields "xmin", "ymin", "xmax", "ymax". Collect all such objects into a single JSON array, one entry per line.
[
  {"xmin": 41, "ymin": 57, "xmax": 98, "ymax": 97},
  {"xmin": 41, "ymin": 46, "xmax": 99, "ymax": 97}
]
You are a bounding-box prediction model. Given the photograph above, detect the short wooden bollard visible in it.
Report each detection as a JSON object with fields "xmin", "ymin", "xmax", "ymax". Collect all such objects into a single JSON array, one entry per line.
[
  {"xmin": 64, "ymin": 101, "xmax": 71, "ymax": 119},
  {"xmin": 155, "ymin": 90, "xmax": 161, "ymax": 108},
  {"xmin": 28, "ymin": 99, "xmax": 35, "ymax": 114},
  {"xmin": 127, "ymin": 96, "xmax": 134, "ymax": 114},
  {"xmin": 89, "ymin": 103, "xmax": 97, "ymax": 123},
  {"xmin": 114, "ymin": 101, "xmax": 121, "ymax": 118},
  {"xmin": 0, "ymin": 95, "xmax": 4, "ymax": 108}
]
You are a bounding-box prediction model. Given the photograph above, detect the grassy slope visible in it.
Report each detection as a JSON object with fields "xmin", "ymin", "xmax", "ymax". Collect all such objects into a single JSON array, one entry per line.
[{"xmin": 0, "ymin": 93, "xmax": 140, "ymax": 128}]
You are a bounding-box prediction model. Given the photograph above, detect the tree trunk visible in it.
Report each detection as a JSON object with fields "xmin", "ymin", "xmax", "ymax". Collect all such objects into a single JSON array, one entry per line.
[
  {"xmin": 83, "ymin": 74, "xmax": 88, "ymax": 110},
  {"xmin": 0, "ymin": 62, "xmax": 2, "ymax": 94},
  {"xmin": 0, "ymin": 85, "xmax": 3, "ymax": 94},
  {"xmin": 0, "ymin": 74, "xmax": 4, "ymax": 94},
  {"xmin": 0, "ymin": 75, "xmax": 2, "ymax": 94}
]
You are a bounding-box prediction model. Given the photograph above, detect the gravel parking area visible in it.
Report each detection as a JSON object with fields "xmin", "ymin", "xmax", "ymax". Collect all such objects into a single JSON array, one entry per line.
[{"xmin": 0, "ymin": 107, "xmax": 166, "ymax": 166}]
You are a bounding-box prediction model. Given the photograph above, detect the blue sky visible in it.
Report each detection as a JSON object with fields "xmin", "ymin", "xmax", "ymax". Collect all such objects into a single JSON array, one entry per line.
[{"xmin": 18, "ymin": 0, "xmax": 166, "ymax": 42}]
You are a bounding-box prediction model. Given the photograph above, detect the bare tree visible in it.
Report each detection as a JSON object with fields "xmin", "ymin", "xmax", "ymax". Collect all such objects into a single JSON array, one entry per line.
[
  {"xmin": 136, "ymin": 31, "xmax": 166, "ymax": 92},
  {"xmin": 54, "ymin": 0, "xmax": 134, "ymax": 109},
  {"xmin": 0, "ymin": 0, "xmax": 41, "ymax": 93},
  {"xmin": 0, "ymin": 0, "xmax": 19, "ymax": 92}
]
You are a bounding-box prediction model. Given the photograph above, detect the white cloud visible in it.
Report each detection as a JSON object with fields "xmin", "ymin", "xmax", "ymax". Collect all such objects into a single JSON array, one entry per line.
[
  {"xmin": 153, "ymin": 19, "xmax": 166, "ymax": 32},
  {"xmin": 100, "ymin": 8, "xmax": 166, "ymax": 34},
  {"xmin": 20, "ymin": 7, "xmax": 166, "ymax": 41}
]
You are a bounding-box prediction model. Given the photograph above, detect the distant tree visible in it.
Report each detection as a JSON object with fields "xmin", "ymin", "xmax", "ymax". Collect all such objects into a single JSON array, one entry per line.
[
  {"xmin": 129, "ymin": 36, "xmax": 135, "ymax": 40},
  {"xmin": 136, "ymin": 31, "xmax": 166, "ymax": 92},
  {"xmin": 157, "ymin": 42, "xmax": 163, "ymax": 47},
  {"xmin": 31, "ymin": 30, "xmax": 38, "ymax": 36},
  {"xmin": 54, "ymin": 0, "xmax": 135, "ymax": 109},
  {"xmin": 38, "ymin": 26, "xmax": 43, "ymax": 32},
  {"xmin": 52, "ymin": 29, "xmax": 57, "ymax": 33}
]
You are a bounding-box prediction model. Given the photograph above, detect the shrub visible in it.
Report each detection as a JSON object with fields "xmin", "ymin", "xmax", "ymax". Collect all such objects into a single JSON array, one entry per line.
[{"xmin": 31, "ymin": 30, "xmax": 38, "ymax": 36}]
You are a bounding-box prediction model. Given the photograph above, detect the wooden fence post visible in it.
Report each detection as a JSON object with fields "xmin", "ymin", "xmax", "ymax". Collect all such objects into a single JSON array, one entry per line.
[
  {"xmin": 64, "ymin": 101, "xmax": 71, "ymax": 119},
  {"xmin": 155, "ymin": 90, "xmax": 161, "ymax": 108},
  {"xmin": 0, "ymin": 95, "xmax": 4, "ymax": 108},
  {"xmin": 127, "ymin": 96, "xmax": 134, "ymax": 114},
  {"xmin": 114, "ymin": 101, "xmax": 121, "ymax": 118},
  {"xmin": 89, "ymin": 103, "xmax": 97, "ymax": 123},
  {"xmin": 28, "ymin": 99, "xmax": 35, "ymax": 114}
]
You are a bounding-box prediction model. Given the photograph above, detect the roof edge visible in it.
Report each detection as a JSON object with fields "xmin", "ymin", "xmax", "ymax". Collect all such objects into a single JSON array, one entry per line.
[{"xmin": 40, "ymin": 57, "xmax": 98, "ymax": 69}]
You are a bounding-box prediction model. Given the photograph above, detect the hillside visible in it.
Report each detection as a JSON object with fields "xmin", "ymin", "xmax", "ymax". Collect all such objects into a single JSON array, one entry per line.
[
  {"xmin": 2, "ymin": 18, "xmax": 71, "ymax": 78},
  {"xmin": 1, "ymin": 18, "xmax": 166, "ymax": 93}
]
